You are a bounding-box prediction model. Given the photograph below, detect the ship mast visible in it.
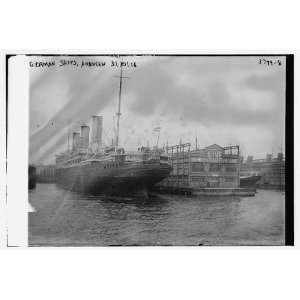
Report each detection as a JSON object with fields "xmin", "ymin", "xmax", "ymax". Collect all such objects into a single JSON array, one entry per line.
[
  {"xmin": 67, "ymin": 120, "xmax": 71, "ymax": 152},
  {"xmin": 115, "ymin": 64, "xmax": 129, "ymax": 151}
]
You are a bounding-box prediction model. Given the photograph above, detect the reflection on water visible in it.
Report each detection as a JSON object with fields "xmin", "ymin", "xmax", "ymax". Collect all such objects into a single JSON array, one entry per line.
[{"xmin": 29, "ymin": 183, "xmax": 285, "ymax": 246}]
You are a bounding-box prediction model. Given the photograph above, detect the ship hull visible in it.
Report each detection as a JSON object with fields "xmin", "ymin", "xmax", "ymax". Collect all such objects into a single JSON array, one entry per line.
[
  {"xmin": 240, "ymin": 175, "xmax": 261, "ymax": 188},
  {"xmin": 28, "ymin": 165, "xmax": 37, "ymax": 189},
  {"xmin": 56, "ymin": 161, "xmax": 172, "ymax": 196}
]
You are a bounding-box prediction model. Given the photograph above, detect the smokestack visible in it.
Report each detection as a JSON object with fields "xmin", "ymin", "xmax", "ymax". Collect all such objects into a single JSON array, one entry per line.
[
  {"xmin": 80, "ymin": 125, "xmax": 90, "ymax": 148},
  {"xmin": 72, "ymin": 132, "xmax": 80, "ymax": 151},
  {"xmin": 91, "ymin": 115, "xmax": 103, "ymax": 151}
]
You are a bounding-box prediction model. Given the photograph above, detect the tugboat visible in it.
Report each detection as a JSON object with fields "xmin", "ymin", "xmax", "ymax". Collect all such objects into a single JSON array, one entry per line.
[
  {"xmin": 55, "ymin": 67, "xmax": 172, "ymax": 196},
  {"xmin": 240, "ymin": 172, "xmax": 261, "ymax": 188}
]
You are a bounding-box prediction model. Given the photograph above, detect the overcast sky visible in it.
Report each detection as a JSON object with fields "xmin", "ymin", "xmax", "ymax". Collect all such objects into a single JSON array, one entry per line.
[{"xmin": 29, "ymin": 55, "xmax": 286, "ymax": 164}]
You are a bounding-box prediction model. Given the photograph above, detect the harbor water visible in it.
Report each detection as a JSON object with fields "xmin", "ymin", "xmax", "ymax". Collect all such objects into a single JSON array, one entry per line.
[{"xmin": 29, "ymin": 183, "xmax": 285, "ymax": 246}]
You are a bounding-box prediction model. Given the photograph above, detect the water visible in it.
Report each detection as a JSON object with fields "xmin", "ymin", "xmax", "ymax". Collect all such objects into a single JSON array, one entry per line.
[{"xmin": 28, "ymin": 183, "xmax": 285, "ymax": 246}]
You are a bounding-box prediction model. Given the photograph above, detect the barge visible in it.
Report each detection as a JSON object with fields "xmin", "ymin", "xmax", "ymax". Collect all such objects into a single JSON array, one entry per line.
[{"xmin": 156, "ymin": 143, "xmax": 256, "ymax": 197}]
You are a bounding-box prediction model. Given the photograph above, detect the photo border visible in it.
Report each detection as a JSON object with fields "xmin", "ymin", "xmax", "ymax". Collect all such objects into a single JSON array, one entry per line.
[{"xmin": 5, "ymin": 52, "xmax": 294, "ymax": 247}]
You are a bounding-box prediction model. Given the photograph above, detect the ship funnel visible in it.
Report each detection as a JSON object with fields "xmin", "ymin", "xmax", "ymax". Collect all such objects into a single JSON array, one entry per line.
[
  {"xmin": 72, "ymin": 132, "xmax": 80, "ymax": 151},
  {"xmin": 80, "ymin": 125, "xmax": 90, "ymax": 148},
  {"xmin": 91, "ymin": 115, "xmax": 103, "ymax": 151}
]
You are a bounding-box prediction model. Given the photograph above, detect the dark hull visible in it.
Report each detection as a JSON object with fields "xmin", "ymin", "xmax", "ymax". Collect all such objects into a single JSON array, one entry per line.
[
  {"xmin": 29, "ymin": 165, "xmax": 37, "ymax": 189},
  {"xmin": 240, "ymin": 175, "xmax": 261, "ymax": 188},
  {"xmin": 56, "ymin": 161, "xmax": 172, "ymax": 196}
]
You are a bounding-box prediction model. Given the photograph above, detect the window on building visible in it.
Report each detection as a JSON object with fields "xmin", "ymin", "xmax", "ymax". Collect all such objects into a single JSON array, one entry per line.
[
  {"xmin": 225, "ymin": 177, "xmax": 236, "ymax": 182},
  {"xmin": 225, "ymin": 166, "xmax": 236, "ymax": 172},
  {"xmin": 208, "ymin": 150, "xmax": 221, "ymax": 160},
  {"xmin": 191, "ymin": 176, "xmax": 206, "ymax": 182},
  {"xmin": 209, "ymin": 163, "xmax": 220, "ymax": 171},
  {"xmin": 192, "ymin": 162, "xmax": 205, "ymax": 172}
]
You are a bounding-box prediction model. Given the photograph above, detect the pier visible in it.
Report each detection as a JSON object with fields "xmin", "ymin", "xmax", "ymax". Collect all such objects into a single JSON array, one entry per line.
[{"xmin": 153, "ymin": 185, "xmax": 255, "ymax": 197}]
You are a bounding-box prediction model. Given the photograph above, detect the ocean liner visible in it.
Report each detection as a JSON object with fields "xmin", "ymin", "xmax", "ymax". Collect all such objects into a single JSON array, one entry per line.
[{"xmin": 55, "ymin": 67, "xmax": 172, "ymax": 195}]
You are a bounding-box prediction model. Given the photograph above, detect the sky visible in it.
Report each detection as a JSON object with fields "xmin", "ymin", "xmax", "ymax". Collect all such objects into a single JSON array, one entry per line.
[{"xmin": 29, "ymin": 55, "xmax": 286, "ymax": 164}]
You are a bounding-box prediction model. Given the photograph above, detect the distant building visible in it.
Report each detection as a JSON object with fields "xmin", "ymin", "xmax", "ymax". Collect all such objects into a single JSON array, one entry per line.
[
  {"xmin": 240, "ymin": 153, "xmax": 285, "ymax": 189},
  {"xmin": 36, "ymin": 164, "xmax": 56, "ymax": 183},
  {"xmin": 160, "ymin": 144, "xmax": 240, "ymax": 189}
]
